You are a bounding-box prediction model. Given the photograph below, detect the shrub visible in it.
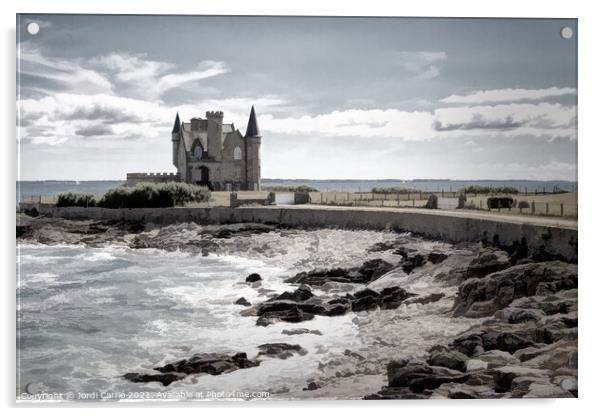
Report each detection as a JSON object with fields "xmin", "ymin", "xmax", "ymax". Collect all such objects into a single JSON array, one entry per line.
[
  {"xmin": 458, "ymin": 185, "xmax": 519, "ymax": 195},
  {"xmin": 371, "ymin": 186, "xmax": 417, "ymax": 194},
  {"xmin": 262, "ymin": 185, "xmax": 319, "ymax": 192},
  {"xmin": 97, "ymin": 182, "xmax": 211, "ymax": 209},
  {"xmin": 56, "ymin": 192, "xmax": 97, "ymax": 207}
]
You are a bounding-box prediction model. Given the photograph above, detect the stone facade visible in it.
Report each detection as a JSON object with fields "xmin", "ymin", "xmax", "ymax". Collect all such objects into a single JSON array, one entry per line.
[{"xmin": 171, "ymin": 107, "xmax": 262, "ymax": 191}]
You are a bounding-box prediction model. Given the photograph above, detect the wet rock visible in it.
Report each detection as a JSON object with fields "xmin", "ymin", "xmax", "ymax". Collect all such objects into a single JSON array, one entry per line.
[
  {"xmin": 284, "ymin": 259, "xmax": 395, "ymax": 286},
  {"xmin": 453, "ymin": 261, "xmax": 577, "ymax": 318},
  {"xmin": 492, "ymin": 366, "xmax": 550, "ymax": 394},
  {"xmin": 404, "ymin": 293, "xmax": 445, "ymax": 306},
  {"xmin": 257, "ymin": 343, "xmax": 307, "ymax": 359},
  {"xmin": 465, "ymin": 248, "xmax": 511, "ymax": 278},
  {"xmin": 400, "ymin": 254, "xmax": 426, "ymax": 274},
  {"xmin": 365, "ymin": 386, "xmax": 429, "ymax": 400},
  {"xmin": 281, "ymin": 328, "xmax": 322, "ymax": 336},
  {"xmin": 387, "ymin": 361, "xmax": 470, "ymax": 393},
  {"xmin": 273, "ymin": 284, "xmax": 313, "ymax": 302},
  {"xmin": 124, "ymin": 352, "xmax": 260, "ymax": 386},
  {"xmin": 123, "ymin": 372, "xmax": 184, "ymax": 386},
  {"xmin": 427, "ymin": 349, "xmax": 469, "ymax": 372},
  {"xmin": 246, "ymin": 273, "xmax": 262, "ymax": 283},
  {"xmin": 154, "ymin": 352, "xmax": 259, "ymax": 376},
  {"xmin": 428, "ymin": 251, "xmax": 449, "ymax": 264},
  {"xmin": 234, "ymin": 297, "xmax": 252, "ymax": 307},
  {"xmin": 452, "ymin": 331, "xmax": 533, "ymax": 356},
  {"xmin": 303, "ymin": 381, "xmax": 320, "ymax": 391}
]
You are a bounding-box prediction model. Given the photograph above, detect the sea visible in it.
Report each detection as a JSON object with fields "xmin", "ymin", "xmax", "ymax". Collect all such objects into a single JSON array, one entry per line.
[
  {"xmin": 16, "ymin": 179, "xmax": 578, "ymax": 202},
  {"xmin": 17, "ymin": 228, "xmax": 478, "ymax": 401}
]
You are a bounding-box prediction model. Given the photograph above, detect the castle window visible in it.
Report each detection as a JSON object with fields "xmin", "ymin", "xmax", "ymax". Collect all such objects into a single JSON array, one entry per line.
[
  {"xmin": 233, "ymin": 146, "xmax": 242, "ymax": 160},
  {"xmin": 193, "ymin": 144, "xmax": 203, "ymax": 160}
]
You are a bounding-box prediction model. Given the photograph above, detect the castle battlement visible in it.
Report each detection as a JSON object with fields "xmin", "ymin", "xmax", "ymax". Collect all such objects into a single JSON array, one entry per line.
[
  {"xmin": 205, "ymin": 110, "xmax": 224, "ymax": 119},
  {"xmin": 126, "ymin": 172, "xmax": 180, "ymax": 186}
]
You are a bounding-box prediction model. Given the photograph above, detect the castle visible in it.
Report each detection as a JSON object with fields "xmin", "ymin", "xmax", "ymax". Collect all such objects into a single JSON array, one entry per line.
[{"xmin": 126, "ymin": 106, "xmax": 261, "ymax": 191}]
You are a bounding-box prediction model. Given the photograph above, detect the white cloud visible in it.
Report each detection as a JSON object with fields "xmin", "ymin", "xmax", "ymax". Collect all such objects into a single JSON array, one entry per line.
[
  {"xmin": 94, "ymin": 53, "xmax": 228, "ymax": 100},
  {"xmin": 19, "ymin": 45, "xmax": 113, "ymax": 94},
  {"xmin": 260, "ymin": 102, "xmax": 576, "ymax": 141},
  {"xmin": 441, "ymin": 87, "xmax": 577, "ymax": 104}
]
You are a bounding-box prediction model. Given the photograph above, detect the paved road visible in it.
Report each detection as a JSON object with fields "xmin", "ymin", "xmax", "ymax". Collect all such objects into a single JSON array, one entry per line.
[{"xmin": 247, "ymin": 204, "xmax": 577, "ymax": 230}]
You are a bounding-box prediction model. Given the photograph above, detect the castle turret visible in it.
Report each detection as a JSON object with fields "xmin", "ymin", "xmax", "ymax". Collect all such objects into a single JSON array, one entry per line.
[
  {"xmin": 171, "ymin": 112, "xmax": 181, "ymax": 168},
  {"xmin": 206, "ymin": 110, "xmax": 224, "ymax": 160},
  {"xmin": 244, "ymin": 106, "xmax": 262, "ymax": 190}
]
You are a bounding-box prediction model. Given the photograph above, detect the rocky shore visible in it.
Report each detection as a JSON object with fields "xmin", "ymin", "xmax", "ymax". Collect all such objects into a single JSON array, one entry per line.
[{"xmin": 17, "ymin": 212, "xmax": 578, "ymax": 399}]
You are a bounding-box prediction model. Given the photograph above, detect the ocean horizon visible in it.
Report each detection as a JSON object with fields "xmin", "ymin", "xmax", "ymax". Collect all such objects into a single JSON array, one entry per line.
[{"xmin": 16, "ymin": 178, "xmax": 578, "ymax": 202}]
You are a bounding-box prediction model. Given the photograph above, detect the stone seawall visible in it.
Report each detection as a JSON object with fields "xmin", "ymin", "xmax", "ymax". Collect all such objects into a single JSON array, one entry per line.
[{"xmin": 18, "ymin": 203, "xmax": 577, "ymax": 262}]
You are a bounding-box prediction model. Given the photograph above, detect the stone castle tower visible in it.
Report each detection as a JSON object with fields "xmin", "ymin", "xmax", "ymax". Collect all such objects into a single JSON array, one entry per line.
[{"xmin": 169, "ymin": 106, "xmax": 262, "ymax": 191}]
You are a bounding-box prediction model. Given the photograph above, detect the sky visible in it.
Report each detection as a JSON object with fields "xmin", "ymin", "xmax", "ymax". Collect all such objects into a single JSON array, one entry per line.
[{"xmin": 17, "ymin": 15, "xmax": 577, "ymax": 181}]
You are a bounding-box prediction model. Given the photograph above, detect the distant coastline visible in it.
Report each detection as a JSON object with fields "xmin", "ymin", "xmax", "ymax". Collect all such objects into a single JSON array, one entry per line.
[{"xmin": 16, "ymin": 178, "xmax": 578, "ymax": 201}]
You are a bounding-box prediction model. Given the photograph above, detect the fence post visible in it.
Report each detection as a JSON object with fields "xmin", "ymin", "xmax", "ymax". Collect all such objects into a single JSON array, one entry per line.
[
  {"xmin": 480, "ymin": 200, "xmax": 482, "ymax": 209},
  {"xmin": 412, "ymin": 199, "xmax": 415, "ymax": 207},
  {"xmin": 320, "ymin": 193, "xmax": 323, "ymax": 204},
  {"xmin": 561, "ymin": 203, "xmax": 564, "ymax": 216},
  {"xmin": 531, "ymin": 201, "xmax": 535, "ymax": 215},
  {"xmin": 546, "ymin": 203, "xmax": 549, "ymax": 215}
]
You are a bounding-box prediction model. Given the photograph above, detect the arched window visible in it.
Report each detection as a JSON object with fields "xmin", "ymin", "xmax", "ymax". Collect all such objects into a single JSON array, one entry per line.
[
  {"xmin": 233, "ymin": 146, "xmax": 242, "ymax": 160},
  {"xmin": 193, "ymin": 144, "xmax": 203, "ymax": 160}
]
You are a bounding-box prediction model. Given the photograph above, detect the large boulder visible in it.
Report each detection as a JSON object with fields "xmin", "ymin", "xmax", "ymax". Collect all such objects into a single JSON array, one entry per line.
[
  {"xmin": 387, "ymin": 360, "xmax": 470, "ymax": 393},
  {"xmin": 465, "ymin": 248, "xmax": 511, "ymax": 278},
  {"xmin": 453, "ymin": 261, "xmax": 577, "ymax": 317},
  {"xmin": 427, "ymin": 349, "xmax": 469, "ymax": 372}
]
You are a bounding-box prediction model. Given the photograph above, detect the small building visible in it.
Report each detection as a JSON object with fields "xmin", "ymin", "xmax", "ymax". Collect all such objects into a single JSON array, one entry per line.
[{"xmin": 127, "ymin": 106, "xmax": 262, "ymax": 191}]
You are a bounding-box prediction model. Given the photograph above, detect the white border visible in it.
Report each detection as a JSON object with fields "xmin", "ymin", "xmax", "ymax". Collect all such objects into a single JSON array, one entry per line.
[{"xmin": 2, "ymin": 0, "xmax": 600, "ymax": 415}]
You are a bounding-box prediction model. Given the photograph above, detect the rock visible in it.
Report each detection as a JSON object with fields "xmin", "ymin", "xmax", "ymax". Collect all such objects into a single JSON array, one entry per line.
[
  {"xmin": 453, "ymin": 261, "xmax": 577, "ymax": 317},
  {"xmin": 400, "ymin": 254, "xmax": 426, "ymax": 274},
  {"xmin": 123, "ymin": 372, "xmax": 184, "ymax": 386},
  {"xmin": 281, "ymin": 328, "xmax": 322, "ymax": 336},
  {"xmin": 428, "ymin": 251, "xmax": 449, "ymax": 264},
  {"xmin": 492, "ymin": 366, "xmax": 550, "ymax": 393},
  {"xmin": 257, "ymin": 343, "xmax": 307, "ymax": 359},
  {"xmin": 451, "ymin": 331, "xmax": 533, "ymax": 356},
  {"xmin": 465, "ymin": 248, "xmax": 511, "ymax": 279},
  {"xmin": 387, "ymin": 360, "xmax": 470, "ymax": 393},
  {"xmin": 273, "ymin": 284, "xmax": 314, "ymax": 302},
  {"xmin": 124, "ymin": 352, "xmax": 260, "ymax": 386},
  {"xmin": 465, "ymin": 359, "xmax": 488, "ymax": 372},
  {"xmin": 234, "ymin": 297, "xmax": 251, "ymax": 307},
  {"xmin": 303, "ymin": 381, "xmax": 320, "ymax": 391},
  {"xmin": 475, "ymin": 350, "xmax": 519, "ymax": 368},
  {"xmin": 246, "ymin": 273, "xmax": 262, "ymax": 283},
  {"xmin": 284, "ymin": 259, "xmax": 394, "ymax": 286},
  {"xmin": 427, "ymin": 350, "xmax": 469, "ymax": 372},
  {"xmin": 404, "ymin": 293, "xmax": 445, "ymax": 306}
]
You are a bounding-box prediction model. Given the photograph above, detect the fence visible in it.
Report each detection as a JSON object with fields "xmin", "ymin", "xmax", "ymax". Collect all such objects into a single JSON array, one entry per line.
[{"xmin": 308, "ymin": 191, "xmax": 578, "ymax": 218}]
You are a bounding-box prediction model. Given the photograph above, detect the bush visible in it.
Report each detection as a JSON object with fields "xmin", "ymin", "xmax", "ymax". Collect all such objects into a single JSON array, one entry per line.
[
  {"xmin": 371, "ymin": 186, "xmax": 417, "ymax": 194},
  {"xmin": 56, "ymin": 192, "xmax": 97, "ymax": 207},
  {"xmin": 97, "ymin": 182, "xmax": 211, "ymax": 209},
  {"xmin": 262, "ymin": 185, "xmax": 319, "ymax": 192},
  {"xmin": 458, "ymin": 185, "xmax": 519, "ymax": 195}
]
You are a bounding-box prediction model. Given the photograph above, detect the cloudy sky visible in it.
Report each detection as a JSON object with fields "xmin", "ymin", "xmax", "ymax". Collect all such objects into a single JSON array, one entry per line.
[{"xmin": 17, "ymin": 15, "xmax": 577, "ymax": 181}]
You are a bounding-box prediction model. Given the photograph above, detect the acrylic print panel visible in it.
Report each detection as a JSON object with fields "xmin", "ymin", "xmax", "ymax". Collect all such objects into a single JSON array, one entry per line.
[{"xmin": 16, "ymin": 15, "xmax": 577, "ymax": 402}]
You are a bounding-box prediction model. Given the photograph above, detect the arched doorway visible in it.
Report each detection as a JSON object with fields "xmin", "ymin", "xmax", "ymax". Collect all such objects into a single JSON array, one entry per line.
[{"xmin": 196, "ymin": 166, "xmax": 211, "ymax": 190}]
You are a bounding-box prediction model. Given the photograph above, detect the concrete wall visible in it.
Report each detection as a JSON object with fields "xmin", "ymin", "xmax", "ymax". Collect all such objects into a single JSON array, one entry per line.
[{"xmin": 19, "ymin": 203, "xmax": 577, "ymax": 262}]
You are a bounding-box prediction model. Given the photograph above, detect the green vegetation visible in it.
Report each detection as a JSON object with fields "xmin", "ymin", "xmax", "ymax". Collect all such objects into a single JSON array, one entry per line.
[
  {"xmin": 56, "ymin": 192, "xmax": 97, "ymax": 207},
  {"xmin": 457, "ymin": 185, "xmax": 519, "ymax": 195},
  {"xmin": 98, "ymin": 182, "xmax": 211, "ymax": 208},
  {"xmin": 56, "ymin": 182, "xmax": 211, "ymax": 209},
  {"xmin": 262, "ymin": 185, "xmax": 319, "ymax": 192},
  {"xmin": 371, "ymin": 187, "xmax": 418, "ymax": 194}
]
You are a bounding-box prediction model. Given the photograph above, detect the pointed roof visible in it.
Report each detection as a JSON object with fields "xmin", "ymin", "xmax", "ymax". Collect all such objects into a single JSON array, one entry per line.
[
  {"xmin": 172, "ymin": 113, "xmax": 181, "ymax": 133},
  {"xmin": 244, "ymin": 106, "xmax": 260, "ymax": 138}
]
